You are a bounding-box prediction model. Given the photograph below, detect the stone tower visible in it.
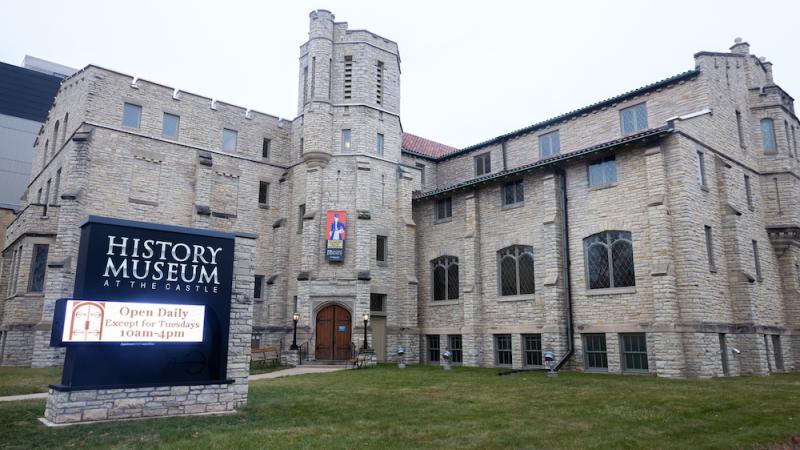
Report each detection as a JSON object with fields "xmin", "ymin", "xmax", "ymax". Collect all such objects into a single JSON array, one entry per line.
[{"xmin": 289, "ymin": 10, "xmax": 418, "ymax": 361}]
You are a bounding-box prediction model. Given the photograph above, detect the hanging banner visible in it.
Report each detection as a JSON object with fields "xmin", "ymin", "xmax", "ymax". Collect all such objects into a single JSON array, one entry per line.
[{"xmin": 325, "ymin": 210, "xmax": 347, "ymax": 262}]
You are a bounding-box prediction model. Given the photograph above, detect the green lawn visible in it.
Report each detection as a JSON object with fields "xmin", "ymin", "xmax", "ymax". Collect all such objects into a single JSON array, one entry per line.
[
  {"xmin": 1, "ymin": 365, "xmax": 799, "ymax": 449},
  {"xmin": 0, "ymin": 366, "xmax": 61, "ymax": 396}
]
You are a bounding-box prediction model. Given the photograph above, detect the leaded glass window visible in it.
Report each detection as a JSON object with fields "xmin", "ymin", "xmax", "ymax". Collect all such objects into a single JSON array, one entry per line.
[
  {"xmin": 621, "ymin": 333, "xmax": 649, "ymax": 372},
  {"xmin": 498, "ymin": 245, "xmax": 534, "ymax": 296},
  {"xmin": 523, "ymin": 334, "xmax": 542, "ymax": 366},
  {"xmin": 503, "ymin": 180, "xmax": 524, "ymax": 206},
  {"xmin": 539, "ymin": 130, "xmax": 561, "ymax": 158},
  {"xmin": 584, "ymin": 231, "xmax": 635, "ymax": 289},
  {"xmin": 588, "ymin": 157, "xmax": 617, "ymax": 188},
  {"xmin": 28, "ymin": 244, "xmax": 49, "ymax": 293},
  {"xmin": 583, "ymin": 334, "xmax": 608, "ymax": 371},
  {"xmin": 761, "ymin": 118, "xmax": 777, "ymax": 153},
  {"xmin": 435, "ymin": 197, "xmax": 452, "ymax": 220},
  {"xmin": 475, "ymin": 153, "xmax": 491, "ymax": 176},
  {"xmin": 620, "ymin": 103, "xmax": 648, "ymax": 134},
  {"xmin": 432, "ymin": 256, "xmax": 459, "ymax": 300},
  {"xmin": 495, "ymin": 334, "xmax": 512, "ymax": 366}
]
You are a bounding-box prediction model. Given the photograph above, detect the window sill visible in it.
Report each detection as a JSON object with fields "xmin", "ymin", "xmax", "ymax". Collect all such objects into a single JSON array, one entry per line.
[
  {"xmin": 700, "ymin": 185, "xmax": 709, "ymax": 193},
  {"xmin": 622, "ymin": 370, "xmax": 652, "ymax": 375},
  {"xmin": 501, "ymin": 202, "xmax": 524, "ymax": 211},
  {"xmin": 585, "ymin": 368, "xmax": 610, "ymax": 373},
  {"xmin": 585, "ymin": 287, "xmax": 636, "ymax": 296},
  {"xmin": 375, "ymin": 261, "xmax": 388, "ymax": 267},
  {"xmin": 497, "ymin": 295, "xmax": 535, "ymax": 303},
  {"xmin": 434, "ymin": 217, "xmax": 453, "ymax": 225},
  {"xmin": 427, "ymin": 300, "xmax": 461, "ymax": 306},
  {"xmin": 258, "ymin": 204, "xmax": 270, "ymax": 210},
  {"xmin": 588, "ymin": 183, "xmax": 617, "ymax": 192},
  {"xmin": 370, "ymin": 311, "xmax": 387, "ymax": 317},
  {"xmin": 709, "ymin": 267, "xmax": 718, "ymax": 274}
]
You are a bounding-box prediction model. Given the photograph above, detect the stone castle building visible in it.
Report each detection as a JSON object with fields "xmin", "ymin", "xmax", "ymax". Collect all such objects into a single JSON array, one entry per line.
[{"xmin": 0, "ymin": 10, "xmax": 798, "ymax": 377}]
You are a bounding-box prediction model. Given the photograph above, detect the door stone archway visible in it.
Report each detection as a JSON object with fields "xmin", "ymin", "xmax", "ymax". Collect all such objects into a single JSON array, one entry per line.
[{"xmin": 315, "ymin": 304, "xmax": 352, "ymax": 360}]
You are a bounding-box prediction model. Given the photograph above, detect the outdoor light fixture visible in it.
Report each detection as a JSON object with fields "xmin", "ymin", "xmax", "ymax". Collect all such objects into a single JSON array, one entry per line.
[
  {"xmin": 731, "ymin": 347, "xmax": 742, "ymax": 355},
  {"xmin": 442, "ymin": 350, "xmax": 452, "ymax": 371},
  {"xmin": 362, "ymin": 312, "xmax": 370, "ymax": 349},
  {"xmin": 290, "ymin": 312, "xmax": 300, "ymax": 350},
  {"xmin": 397, "ymin": 346, "xmax": 406, "ymax": 369}
]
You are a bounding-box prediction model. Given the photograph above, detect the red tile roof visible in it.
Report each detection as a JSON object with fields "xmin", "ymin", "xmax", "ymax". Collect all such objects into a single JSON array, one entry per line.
[{"xmin": 401, "ymin": 132, "xmax": 458, "ymax": 158}]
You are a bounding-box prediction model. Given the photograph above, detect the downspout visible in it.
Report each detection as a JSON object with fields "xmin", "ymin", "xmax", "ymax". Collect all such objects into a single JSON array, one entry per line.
[{"xmin": 553, "ymin": 167, "xmax": 574, "ymax": 372}]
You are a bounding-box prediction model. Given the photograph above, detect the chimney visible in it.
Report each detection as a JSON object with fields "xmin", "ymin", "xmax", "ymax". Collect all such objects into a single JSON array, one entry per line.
[
  {"xmin": 730, "ymin": 37, "xmax": 750, "ymax": 55},
  {"xmin": 759, "ymin": 56, "xmax": 774, "ymax": 84}
]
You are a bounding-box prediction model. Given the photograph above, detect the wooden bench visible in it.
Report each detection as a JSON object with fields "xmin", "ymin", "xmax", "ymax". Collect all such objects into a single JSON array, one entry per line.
[{"xmin": 251, "ymin": 347, "xmax": 280, "ymax": 366}]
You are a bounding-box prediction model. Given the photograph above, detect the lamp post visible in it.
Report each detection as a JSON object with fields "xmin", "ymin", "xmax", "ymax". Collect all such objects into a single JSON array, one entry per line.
[
  {"xmin": 290, "ymin": 312, "xmax": 300, "ymax": 350},
  {"xmin": 362, "ymin": 312, "xmax": 370, "ymax": 350}
]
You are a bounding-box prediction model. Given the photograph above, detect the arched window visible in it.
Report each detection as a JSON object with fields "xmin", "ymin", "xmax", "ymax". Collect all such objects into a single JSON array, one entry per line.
[
  {"xmin": 498, "ymin": 245, "xmax": 535, "ymax": 296},
  {"xmin": 44, "ymin": 140, "xmax": 49, "ymax": 160},
  {"xmin": 761, "ymin": 118, "xmax": 777, "ymax": 153},
  {"xmin": 62, "ymin": 113, "xmax": 69, "ymax": 144},
  {"xmin": 52, "ymin": 120, "xmax": 60, "ymax": 154},
  {"xmin": 584, "ymin": 231, "xmax": 635, "ymax": 289},
  {"xmin": 432, "ymin": 256, "xmax": 459, "ymax": 301}
]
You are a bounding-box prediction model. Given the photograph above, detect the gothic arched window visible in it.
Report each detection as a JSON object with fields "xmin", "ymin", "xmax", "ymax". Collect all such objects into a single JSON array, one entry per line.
[
  {"xmin": 584, "ymin": 231, "xmax": 635, "ymax": 289},
  {"xmin": 498, "ymin": 245, "xmax": 535, "ymax": 296},
  {"xmin": 432, "ymin": 256, "xmax": 459, "ymax": 300},
  {"xmin": 761, "ymin": 118, "xmax": 777, "ymax": 153}
]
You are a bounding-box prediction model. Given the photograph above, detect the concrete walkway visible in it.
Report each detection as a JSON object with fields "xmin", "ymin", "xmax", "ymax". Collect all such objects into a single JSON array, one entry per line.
[
  {"xmin": 0, "ymin": 392, "xmax": 47, "ymax": 402},
  {"xmin": 250, "ymin": 365, "xmax": 347, "ymax": 381},
  {"xmin": 0, "ymin": 366, "xmax": 346, "ymax": 402}
]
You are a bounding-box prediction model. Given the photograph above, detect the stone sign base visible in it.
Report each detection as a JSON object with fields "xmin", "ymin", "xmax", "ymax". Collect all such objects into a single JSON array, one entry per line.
[{"xmin": 42, "ymin": 382, "xmax": 247, "ymax": 425}]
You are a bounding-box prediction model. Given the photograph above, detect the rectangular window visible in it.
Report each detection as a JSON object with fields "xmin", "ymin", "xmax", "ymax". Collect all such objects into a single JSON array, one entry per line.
[
  {"xmin": 503, "ymin": 179, "xmax": 524, "ymax": 206},
  {"xmin": 539, "ymin": 131, "xmax": 561, "ymax": 158},
  {"xmin": 621, "ymin": 333, "xmax": 649, "ymax": 372},
  {"xmin": 719, "ymin": 333, "xmax": 729, "ymax": 376},
  {"xmin": 474, "ymin": 153, "xmax": 491, "ymax": 176},
  {"xmin": 253, "ymin": 275, "xmax": 264, "ymax": 299},
  {"xmin": 376, "ymin": 133, "xmax": 384, "ymax": 156},
  {"xmin": 370, "ymin": 293, "xmax": 386, "ymax": 313},
  {"xmin": 376, "ymin": 61, "xmax": 384, "ymax": 105},
  {"xmin": 620, "ymin": 103, "xmax": 648, "ymax": 134},
  {"xmin": 302, "ymin": 66, "xmax": 308, "ymax": 104},
  {"xmin": 293, "ymin": 295, "xmax": 298, "ymax": 312},
  {"xmin": 448, "ymin": 335, "xmax": 463, "ymax": 364},
  {"xmin": 222, "ymin": 128, "xmax": 238, "ymax": 152},
  {"xmin": 523, "ymin": 334, "xmax": 543, "ymax": 367},
  {"xmin": 772, "ymin": 335, "xmax": 784, "ymax": 370},
  {"xmin": 495, "ymin": 334, "xmax": 513, "ymax": 366},
  {"xmin": 736, "ymin": 110, "xmax": 745, "ymax": 148},
  {"xmin": 258, "ymin": 181, "xmax": 269, "ymax": 206},
  {"xmin": 435, "ymin": 197, "xmax": 453, "ymax": 220},
  {"xmin": 416, "ymin": 163, "xmax": 426, "ymax": 185},
  {"xmin": 696, "ymin": 151, "xmax": 707, "ymax": 186},
  {"xmin": 298, "ymin": 204, "xmax": 306, "ymax": 234},
  {"xmin": 785, "ymin": 121, "xmax": 792, "ymax": 157},
  {"xmin": 262, "ymin": 138, "xmax": 271, "ymax": 159},
  {"xmin": 43, "ymin": 179, "xmax": 51, "ymax": 216},
  {"xmin": 753, "ymin": 240, "xmax": 762, "ymax": 280},
  {"xmin": 300, "ymin": 137, "xmax": 304, "ymax": 157},
  {"xmin": 28, "ymin": 244, "xmax": 49, "ymax": 293},
  {"xmin": 376, "ymin": 235, "xmax": 387, "ymax": 262},
  {"xmin": 122, "ymin": 102, "xmax": 141, "ymax": 128},
  {"xmin": 744, "ymin": 174, "xmax": 754, "ymax": 209},
  {"xmin": 162, "ymin": 112, "xmax": 179, "ymax": 138},
  {"xmin": 761, "ymin": 118, "xmax": 777, "ymax": 153},
  {"xmin": 583, "ymin": 334, "xmax": 608, "ymax": 371},
  {"xmin": 704, "ymin": 226, "xmax": 715, "ymax": 271},
  {"xmin": 342, "ymin": 129, "xmax": 351, "ymax": 152},
  {"xmin": 37, "ymin": 188, "xmax": 42, "ymax": 204},
  {"xmin": 427, "ymin": 335, "xmax": 440, "ymax": 363},
  {"xmin": 588, "ymin": 156, "xmax": 617, "ymax": 188}
]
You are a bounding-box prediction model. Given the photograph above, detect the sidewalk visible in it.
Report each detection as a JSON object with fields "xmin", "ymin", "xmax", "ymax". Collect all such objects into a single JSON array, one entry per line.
[
  {"xmin": 250, "ymin": 366, "xmax": 346, "ymax": 381},
  {"xmin": 0, "ymin": 366, "xmax": 346, "ymax": 402}
]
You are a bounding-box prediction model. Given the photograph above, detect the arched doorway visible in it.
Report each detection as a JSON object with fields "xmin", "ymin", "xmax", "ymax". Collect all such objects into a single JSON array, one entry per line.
[{"xmin": 315, "ymin": 304, "xmax": 352, "ymax": 360}]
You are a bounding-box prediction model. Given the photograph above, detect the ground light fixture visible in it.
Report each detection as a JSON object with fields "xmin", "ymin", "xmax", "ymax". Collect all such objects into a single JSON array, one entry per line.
[
  {"xmin": 362, "ymin": 312, "xmax": 370, "ymax": 349},
  {"xmin": 397, "ymin": 346, "xmax": 406, "ymax": 368},
  {"xmin": 442, "ymin": 350, "xmax": 452, "ymax": 371},
  {"xmin": 544, "ymin": 351, "xmax": 557, "ymax": 377},
  {"xmin": 290, "ymin": 312, "xmax": 300, "ymax": 350}
]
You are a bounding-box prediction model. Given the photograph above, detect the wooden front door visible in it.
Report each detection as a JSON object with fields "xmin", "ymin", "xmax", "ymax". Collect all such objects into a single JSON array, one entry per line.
[{"xmin": 315, "ymin": 305, "xmax": 352, "ymax": 360}]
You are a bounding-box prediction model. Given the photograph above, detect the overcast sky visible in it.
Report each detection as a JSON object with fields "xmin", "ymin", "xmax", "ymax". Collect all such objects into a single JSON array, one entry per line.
[{"xmin": 2, "ymin": 0, "xmax": 797, "ymax": 148}]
